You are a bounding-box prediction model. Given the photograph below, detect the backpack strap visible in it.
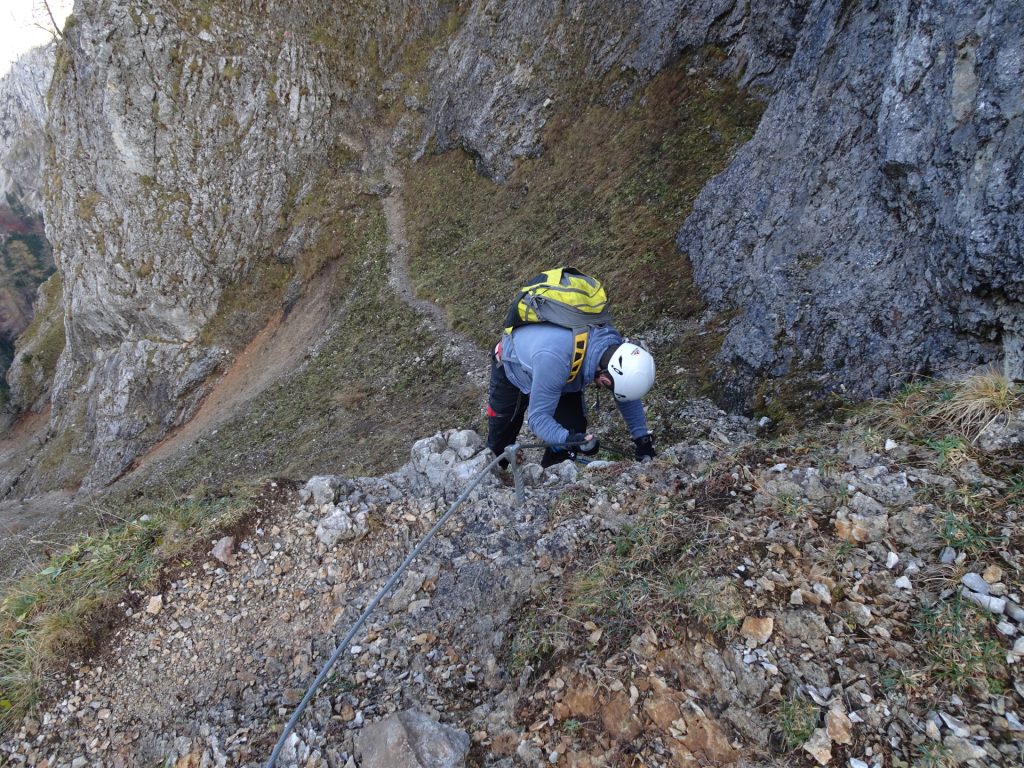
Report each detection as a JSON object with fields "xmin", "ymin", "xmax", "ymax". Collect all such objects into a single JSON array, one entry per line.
[{"xmin": 568, "ymin": 328, "xmax": 587, "ymax": 383}]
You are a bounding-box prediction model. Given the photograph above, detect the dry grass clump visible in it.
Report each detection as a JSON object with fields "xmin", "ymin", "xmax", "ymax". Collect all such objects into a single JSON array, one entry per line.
[
  {"xmin": 867, "ymin": 372, "xmax": 1022, "ymax": 444},
  {"xmin": 927, "ymin": 372, "xmax": 1021, "ymax": 441}
]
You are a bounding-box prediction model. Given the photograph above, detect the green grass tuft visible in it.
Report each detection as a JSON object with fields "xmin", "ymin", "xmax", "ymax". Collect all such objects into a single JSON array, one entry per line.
[
  {"xmin": 775, "ymin": 695, "xmax": 819, "ymax": 752},
  {"xmin": 911, "ymin": 595, "xmax": 1008, "ymax": 694}
]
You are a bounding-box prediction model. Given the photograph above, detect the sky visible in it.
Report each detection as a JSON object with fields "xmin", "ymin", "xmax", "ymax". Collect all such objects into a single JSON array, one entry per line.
[{"xmin": 0, "ymin": 0, "xmax": 75, "ymax": 78}]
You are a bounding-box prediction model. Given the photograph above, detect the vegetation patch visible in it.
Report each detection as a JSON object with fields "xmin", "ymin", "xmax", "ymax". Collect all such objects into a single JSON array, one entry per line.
[
  {"xmin": 774, "ymin": 694, "xmax": 820, "ymax": 752},
  {"xmin": 511, "ymin": 468, "xmax": 748, "ymax": 668},
  {"xmin": 500, "ymin": 374, "xmax": 1021, "ymax": 765},
  {"xmin": 864, "ymin": 372, "xmax": 1022, "ymax": 446},
  {"xmin": 8, "ymin": 272, "xmax": 65, "ymax": 409},
  {"xmin": 143, "ymin": 202, "xmax": 479, "ymax": 496},
  {"xmin": 911, "ymin": 595, "xmax": 1008, "ymax": 694},
  {"xmin": 0, "ymin": 489, "xmax": 254, "ymax": 731},
  {"xmin": 199, "ymin": 257, "xmax": 294, "ymax": 352}
]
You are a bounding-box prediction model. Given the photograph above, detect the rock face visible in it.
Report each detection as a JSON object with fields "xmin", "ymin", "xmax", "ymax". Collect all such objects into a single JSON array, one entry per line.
[
  {"xmin": 0, "ymin": 46, "xmax": 56, "ymax": 397},
  {"xmin": 678, "ymin": 0, "xmax": 1024, "ymax": 408},
  {"xmin": 38, "ymin": 1, "xmax": 345, "ymax": 486},
  {"xmin": 420, "ymin": 0, "xmax": 808, "ymax": 181}
]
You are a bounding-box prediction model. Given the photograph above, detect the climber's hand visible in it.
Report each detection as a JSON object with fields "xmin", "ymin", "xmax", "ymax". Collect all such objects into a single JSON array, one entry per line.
[{"xmin": 568, "ymin": 433, "xmax": 598, "ymax": 454}]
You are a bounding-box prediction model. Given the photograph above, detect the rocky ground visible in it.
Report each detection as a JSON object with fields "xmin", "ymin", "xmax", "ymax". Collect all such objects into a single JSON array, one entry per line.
[{"xmin": 1, "ymin": 399, "xmax": 1022, "ymax": 767}]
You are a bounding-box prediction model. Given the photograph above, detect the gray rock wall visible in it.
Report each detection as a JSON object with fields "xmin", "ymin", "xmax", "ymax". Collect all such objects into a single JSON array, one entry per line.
[
  {"xmin": 26, "ymin": 0, "xmax": 463, "ymax": 489},
  {"xmin": 678, "ymin": 0, "xmax": 1023, "ymax": 408},
  {"xmin": 419, "ymin": 0, "xmax": 810, "ymax": 180}
]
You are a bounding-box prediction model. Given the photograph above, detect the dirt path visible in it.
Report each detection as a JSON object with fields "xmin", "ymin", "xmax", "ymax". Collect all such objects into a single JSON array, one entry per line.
[{"xmin": 377, "ymin": 137, "xmax": 488, "ymax": 387}]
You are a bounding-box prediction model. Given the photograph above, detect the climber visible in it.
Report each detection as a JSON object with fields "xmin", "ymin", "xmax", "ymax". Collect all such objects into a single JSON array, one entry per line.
[{"xmin": 487, "ymin": 322, "xmax": 657, "ymax": 467}]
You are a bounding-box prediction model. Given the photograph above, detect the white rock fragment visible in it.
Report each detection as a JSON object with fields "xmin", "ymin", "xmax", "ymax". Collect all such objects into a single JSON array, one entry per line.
[
  {"xmin": 812, "ymin": 582, "xmax": 832, "ymax": 604},
  {"xmin": 944, "ymin": 735, "xmax": 987, "ymax": 763},
  {"xmin": 1005, "ymin": 711, "xmax": 1023, "ymax": 732},
  {"xmin": 1005, "ymin": 600, "xmax": 1024, "ymax": 623},
  {"xmin": 939, "ymin": 712, "xmax": 970, "ymax": 738},
  {"xmin": 884, "ymin": 439, "xmax": 898, "ymax": 451},
  {"xmin": 302, "ymin": 475, "xmax": 343, "ymax": 506},
  {"xmin": 961, "ymin": 587, "xmax": 1005, "ymax": 615},
  {"xmin": 211, "ymin": 536, "xmax": 236, "ymax": 566},
  {"xmin": 445, "ymin": 428, "xmax": 481, "ymax": 452},
  {"xmin": 146, "ymin": 595, "xmax": 163, "ymax": 615},
  {"xmin": 961, "ymin": 572, "xmax": 990, "ymax": 595},
  {"xmin": 315, "ymin": 504, "xmax": 370, "ymax": 547},
  {"xmin": 886, "ymin": 551, "xmax": 899, "ymax": 569},
  {"xmin": 894, "ymin": 576, "xmax": 912, "ymax": 590},
  {"xmin": 996, "ymin": 621, "xmax": 1017, "ymax": 637}
]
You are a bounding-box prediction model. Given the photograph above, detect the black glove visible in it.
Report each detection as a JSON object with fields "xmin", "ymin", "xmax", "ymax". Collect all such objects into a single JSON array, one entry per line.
[
  {"xmin": 567, "ymin": 433, "xmax": 599, "ymax": 454},
  {"xmin": 633, "ymin": 434, "xmax": 656, "ymax": 462}
]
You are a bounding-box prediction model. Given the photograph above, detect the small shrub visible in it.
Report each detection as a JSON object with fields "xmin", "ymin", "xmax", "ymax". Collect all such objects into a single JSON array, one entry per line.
[
  {"xmin": 913, "ymin": 740, "xmax": 955, "ymax": 768},
  {"xmin": 928, "ymin": 372, "xmax": 1021, "ymax": 441},
  {"xmin": 866, "ymin": 374, "xmax": 1022, "ymax": 445},
  {"xmin": 774, "ymin": 492, "xmax": 809, "ymax": 518},
  {"xmin": 925, "ymin": 436, "xmax": 968, "ymax": 468}
]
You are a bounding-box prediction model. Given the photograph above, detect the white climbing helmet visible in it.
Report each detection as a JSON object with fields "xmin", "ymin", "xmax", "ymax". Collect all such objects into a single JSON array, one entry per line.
[{"xmin": 606, "ymin": 342, "xmax": 655, "ymax": 402}]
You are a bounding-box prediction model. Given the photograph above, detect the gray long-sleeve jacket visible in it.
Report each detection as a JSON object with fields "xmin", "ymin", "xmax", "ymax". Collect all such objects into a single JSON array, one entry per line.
[{"xmin": 501, "ymin": 323, "xmax": 651, "ymax": 446}]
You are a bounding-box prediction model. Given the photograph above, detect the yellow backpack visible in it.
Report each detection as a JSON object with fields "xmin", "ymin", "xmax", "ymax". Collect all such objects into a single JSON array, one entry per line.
[{"xmin": 503, "ymin": 267, "xmax": 612, "ymax": 383}]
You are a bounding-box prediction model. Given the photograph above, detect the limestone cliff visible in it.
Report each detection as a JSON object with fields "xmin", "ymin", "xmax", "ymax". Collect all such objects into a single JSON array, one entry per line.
[
  {"xmin": 19, "ymin": 0, "xmax": 444, "ymax": 489},
  {"xmin": 0, "ymin": 45, "xmax": 53, "ymax": 213}
]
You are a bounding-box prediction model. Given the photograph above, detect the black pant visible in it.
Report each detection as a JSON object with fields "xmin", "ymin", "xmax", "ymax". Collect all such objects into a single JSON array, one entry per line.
[{"xmin": 486, "ymin": 355, "xmax": 586, "ymax": 468}]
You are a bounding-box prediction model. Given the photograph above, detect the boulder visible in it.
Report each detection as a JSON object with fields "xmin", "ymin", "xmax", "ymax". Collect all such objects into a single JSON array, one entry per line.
[{"xmin": 356, "ymin": 709, "xmax": 470, "ymax": 768}]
